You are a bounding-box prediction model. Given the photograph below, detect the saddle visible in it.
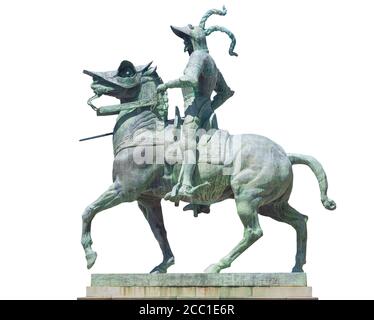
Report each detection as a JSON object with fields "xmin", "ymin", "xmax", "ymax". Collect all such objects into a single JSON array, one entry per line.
[{"xmin": 113, "ymin": 105, "xmax": 231, "ymax": 179}]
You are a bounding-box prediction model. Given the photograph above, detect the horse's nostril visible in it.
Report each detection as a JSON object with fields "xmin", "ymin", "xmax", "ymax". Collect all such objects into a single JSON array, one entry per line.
[
  {"xmin": 91, "ymin": 83, "xmax": 113, "ymax": 95},
  {"xmin": 91, "ymin": 83, "xmax": 99, "ymax": 91}
]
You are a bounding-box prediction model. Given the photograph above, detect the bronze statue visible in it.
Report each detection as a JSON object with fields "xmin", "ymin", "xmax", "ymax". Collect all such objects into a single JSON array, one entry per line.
[{"xmin": 80, "ymin": 7, "xmax": 336, "ymax": 274}]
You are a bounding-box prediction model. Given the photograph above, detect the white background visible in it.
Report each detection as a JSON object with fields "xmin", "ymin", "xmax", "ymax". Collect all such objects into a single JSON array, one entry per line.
[{"xmin": 0, "ymin": 0, "xmax": 373, "ymax": 299}]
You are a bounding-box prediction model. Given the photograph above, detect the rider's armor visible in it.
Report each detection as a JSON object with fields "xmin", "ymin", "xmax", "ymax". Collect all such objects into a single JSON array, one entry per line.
[{"xmin": 161, "ymin": 6, "xmax": 237, "ymax": 201}]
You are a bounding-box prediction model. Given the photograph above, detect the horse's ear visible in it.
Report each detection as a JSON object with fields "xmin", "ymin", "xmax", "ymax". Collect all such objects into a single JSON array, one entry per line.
[
  {"xmin": 142, "ymin": 65, "xmax": 157, "ymax": 76},
  {"xmin": 138, "ymin": 61, "xmax": 153, "ymax": 74}
]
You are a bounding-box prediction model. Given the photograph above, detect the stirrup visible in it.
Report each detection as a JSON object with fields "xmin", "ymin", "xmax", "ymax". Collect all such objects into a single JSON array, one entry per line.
[
  {"xmin": 183, "ymin": 204, "xmax": 211, "ymax": 217},
  {"xmin": 189, "ymin": 181, "xmax": 211, "ymax": 193}
]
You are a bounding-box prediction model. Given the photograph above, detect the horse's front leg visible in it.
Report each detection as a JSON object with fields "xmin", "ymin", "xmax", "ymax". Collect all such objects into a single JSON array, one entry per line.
[
  {"xmin": 138, "ymin": 197, "xmax": 175, "ymax": 273},
  {"xmin": 81, "ymin": 179, "xmax": 124, "ymax": 269}
]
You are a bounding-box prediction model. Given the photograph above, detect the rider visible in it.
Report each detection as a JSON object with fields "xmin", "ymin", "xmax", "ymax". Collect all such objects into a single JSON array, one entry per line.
[{"xmin": 157, "ymin": 6, "xmax": 237, "ymax": 201}]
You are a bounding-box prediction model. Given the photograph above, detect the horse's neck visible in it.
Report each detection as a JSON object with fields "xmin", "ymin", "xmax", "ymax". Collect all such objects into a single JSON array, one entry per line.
[
  {"xmin": 113, "ymin": 110, "xmax": 164, "ymax": 150},
  {"xmin": 125, "ymin": 110, "xmax": 163, "ymax": 134},
  {"xmin": 112, "ymin": 74, "xmax": 166, "ymax": 151}
]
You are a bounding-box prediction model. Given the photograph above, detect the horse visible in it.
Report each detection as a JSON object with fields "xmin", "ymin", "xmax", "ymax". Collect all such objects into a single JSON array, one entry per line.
[{"xmin": 81, "ymin": 61, "xmax": 336, "ymax": 274}]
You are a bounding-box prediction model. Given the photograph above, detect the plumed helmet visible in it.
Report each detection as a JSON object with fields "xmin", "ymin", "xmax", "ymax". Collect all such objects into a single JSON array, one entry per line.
[
  {"xmin": 170, "ymin": 6, "xmax": 238, "ymax": 56},
  {"xmin": 170, "ymin": 25, "xmax": 208, "ymax": 53}
]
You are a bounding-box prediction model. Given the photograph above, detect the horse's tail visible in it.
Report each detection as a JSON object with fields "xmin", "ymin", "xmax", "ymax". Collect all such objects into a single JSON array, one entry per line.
[{"xmin": 288, "ymin": 153, "xmax": 336, "ymax": 210}]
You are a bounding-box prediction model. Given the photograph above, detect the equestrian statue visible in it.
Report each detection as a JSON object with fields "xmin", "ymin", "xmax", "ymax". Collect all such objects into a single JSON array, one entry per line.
[{"xmin": 80, "ymin": 7, "xmax": 336, "ymax": 274}]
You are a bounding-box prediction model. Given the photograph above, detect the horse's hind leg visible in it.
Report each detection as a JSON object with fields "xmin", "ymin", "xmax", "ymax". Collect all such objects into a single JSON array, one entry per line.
[
  {"xmin": 205, "ymin": 191, "xmax": 263, "ymax": 273},
  {"xmin": 281, "ymin": 204, "xmax": 308, "ymax": 272},
  {"xmin": 138, "ymin": 198, "xmax": 175, "ymax": 273},
  {"xmin": 81, "ymin": 180, "xmax": 124, "ymax": 269},
  {"xmin": 260, "ymin": 203, "xmax": 308, "ymax": 272}
]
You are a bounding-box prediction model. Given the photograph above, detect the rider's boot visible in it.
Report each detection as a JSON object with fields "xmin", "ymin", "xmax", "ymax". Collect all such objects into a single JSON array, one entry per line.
[
  {"xmin": 165, "ymin": 163, "xmax": 195, "ymax": 201},
  {"xmin": 177, "ymin": 163, "xmax": 195, "ymax": 196}
]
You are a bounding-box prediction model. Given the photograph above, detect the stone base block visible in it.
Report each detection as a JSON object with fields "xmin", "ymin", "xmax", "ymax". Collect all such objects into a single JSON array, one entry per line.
[{"xmin": 83, "ymin": 273, "xmax": 315, "ymax": 300}]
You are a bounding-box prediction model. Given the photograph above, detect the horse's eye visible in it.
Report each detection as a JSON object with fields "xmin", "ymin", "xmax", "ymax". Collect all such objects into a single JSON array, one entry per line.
[
  {"xmin": 118, "ymin": 66, "xmax": 135, "ymax": 77},
  {"xmin": 117, "ymin": 60, "xmax": 136, "ymax": 77}
]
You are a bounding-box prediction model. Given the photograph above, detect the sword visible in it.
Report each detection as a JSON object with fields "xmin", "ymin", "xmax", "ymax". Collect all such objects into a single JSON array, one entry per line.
[{"xmin": 79, "ymin": 132, "xmax": 113, "ymax": 142}]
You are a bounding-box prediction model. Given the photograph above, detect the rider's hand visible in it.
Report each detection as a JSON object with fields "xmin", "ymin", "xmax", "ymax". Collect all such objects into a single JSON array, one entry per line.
[{"xmin": 157, "ymin": 83, "xmax": 168, "ymax": 93}]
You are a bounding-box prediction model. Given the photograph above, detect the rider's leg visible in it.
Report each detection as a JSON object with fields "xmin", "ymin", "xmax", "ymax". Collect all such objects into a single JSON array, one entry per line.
[
  {"xmin": 177, "ymin": 115, "xmax": 199, "ymax": 196},
  {"xmin": 179, "ymin": 101, "xmax": 214, "ymax": 195},
  {"xmin": 181, "ymin": 102, "xmax": 215, "ymax": 212},
  {"xmin": 164, "ymin": 100, "xmax": 212, "ymax": 201}
]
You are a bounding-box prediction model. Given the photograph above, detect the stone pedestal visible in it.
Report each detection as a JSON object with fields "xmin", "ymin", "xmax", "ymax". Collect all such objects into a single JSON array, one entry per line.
[{"xmin": 83, "ymin": 273, "xmax": 315, "ymax": 299}]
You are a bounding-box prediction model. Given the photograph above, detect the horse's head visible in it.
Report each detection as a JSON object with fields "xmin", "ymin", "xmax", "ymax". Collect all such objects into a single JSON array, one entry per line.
[
  {"xmin": 83, "ymin": 60, "xmax": 156, "ymax": 102},
  {"xmin": 84, "ymin": 59, "xmax": 167, "ymax": 125}
]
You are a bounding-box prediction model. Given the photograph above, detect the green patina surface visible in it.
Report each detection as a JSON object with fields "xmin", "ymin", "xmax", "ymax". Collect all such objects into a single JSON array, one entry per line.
[{"xmin": 81, "ymin": 6, "xmax": 336, "ymax": 275}]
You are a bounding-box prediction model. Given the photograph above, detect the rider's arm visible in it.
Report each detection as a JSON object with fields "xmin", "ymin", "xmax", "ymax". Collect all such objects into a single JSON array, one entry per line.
[
  {"xmin": 211, "ymin": 70, "xmax": 234, "ymax": 111},
  {"xmin": 162, "ymin": 52, "xmax": 204, "ymax": 90}
]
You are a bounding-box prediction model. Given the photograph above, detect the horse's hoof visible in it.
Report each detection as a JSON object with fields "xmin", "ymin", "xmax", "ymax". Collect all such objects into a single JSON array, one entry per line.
[
  {"xmin": 204, "ymin": 264, "xmax": 221, "ymax": 273},
  {"xmin": 86, "ymin": 251, "xmax": 97, "ymax": 269},
  {"xmin": 150, "ymin": 266, "xmax": 167, "ymax": 274},
  {"xmin": 292, "ymin": 266, "xmax": 304, "ymax": 273},
  {"xmin": 323, "ymin": 198, "xmax": 336, "ymax": 210},
  {"xmin": 150, "ymin": 257, "xmax": 175, "ymax": 274}
]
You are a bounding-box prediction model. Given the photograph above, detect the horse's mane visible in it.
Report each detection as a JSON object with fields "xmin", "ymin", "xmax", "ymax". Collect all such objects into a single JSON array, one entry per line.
[{"xmin": 112, "ymin": 66, "xmax": 169, "ymax": 152}]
